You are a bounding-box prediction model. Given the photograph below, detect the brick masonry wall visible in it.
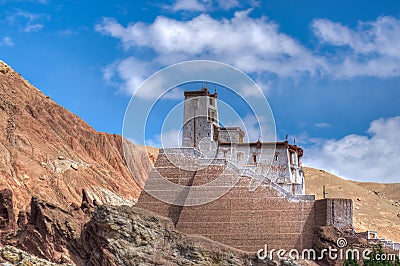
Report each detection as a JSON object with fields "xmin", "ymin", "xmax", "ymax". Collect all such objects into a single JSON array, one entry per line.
[
  {"xmin": 314, "ymin": 198, "xmax": 353, "ymax": 228},
  {"xmin": 137, "ymin": 152, "xmax": 316, "ymax": 252},
  {"xmin": 176, "ymin": 176, "xmax": 316, "ymax": 252}
]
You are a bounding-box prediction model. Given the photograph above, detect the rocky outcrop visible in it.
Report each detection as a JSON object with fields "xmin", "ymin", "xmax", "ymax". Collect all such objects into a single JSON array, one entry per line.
[
  {"xmin": 1, "ymin": 194, "xmax": 276, "ymax": 265},
  {"xmin": 313, "ymin": 226, "xmax": 399, "ymax": 266},
  {"xmin": 312, "ymin": 226, "xmax": 361, "ymax": 266},
  {"xmin": 82, "ymin": 205, "xmax": 273, "ymax": 266},
  {"xmin": 0, "ymin": 245, "xmax": 72, "ymax": 265},
  {"xmin": 0, "ymin": 60, "xmax": 154, "ymax": 215},
  {"xmin": 2, "ymin": 196, "xmax": 87, "ymax": 265},
  {"xmin": 0, "ymin": 189, "xmax": 15, "ymax": 231}
]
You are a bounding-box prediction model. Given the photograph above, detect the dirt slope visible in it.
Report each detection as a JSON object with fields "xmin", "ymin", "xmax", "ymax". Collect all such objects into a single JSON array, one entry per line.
[
  {"xmin": 351, "ymin": 181, "xmax": 400, "ymax": 202},
  {"xmin": 304, "ymin": 167, "xmax": 400, "ymax": 243},
  {"xmin": 0, "ymin": 61, "xmax": 153, "ymax": 213}
]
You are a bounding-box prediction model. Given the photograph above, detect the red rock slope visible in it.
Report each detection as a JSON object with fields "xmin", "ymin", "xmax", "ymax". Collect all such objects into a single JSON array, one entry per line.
[{"xmin": 0, "ymin": 61, "xmax": 152, "ymax": 212}]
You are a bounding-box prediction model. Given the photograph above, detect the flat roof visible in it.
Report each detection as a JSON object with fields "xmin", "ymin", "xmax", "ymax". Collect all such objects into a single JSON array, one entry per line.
[
  {"xmin": 218, "ymin": 141, "xmax": 289, "ymax": 147},
  {"xmin": 184, "ymin": 88, "xmax": 218, "ymax": 98}
]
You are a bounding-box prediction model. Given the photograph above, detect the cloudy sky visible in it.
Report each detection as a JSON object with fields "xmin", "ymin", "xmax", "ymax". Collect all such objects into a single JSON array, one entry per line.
[{"xmin": 1, "ymin": 0, "xmax": 400, "ymax": 183}]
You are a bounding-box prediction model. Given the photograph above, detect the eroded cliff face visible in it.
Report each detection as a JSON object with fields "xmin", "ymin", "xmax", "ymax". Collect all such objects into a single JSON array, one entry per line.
[{"xmin": 0, "ymin": 61, "xmax": 153, "ymax": 214}]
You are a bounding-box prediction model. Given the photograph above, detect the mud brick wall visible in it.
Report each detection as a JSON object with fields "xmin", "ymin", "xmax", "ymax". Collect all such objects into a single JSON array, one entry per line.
[
  {"xmin": 136, "ymin": 153, "xmax": 198, "ymax": 224},
  {"xmin": 314, "ymin": 198, "xmax": 353, "ymax": 228},
  {"xmin": 137, "ymin": 152, "xmax": 316, "ymax": 252},
  {"xmin": 176, "ymin": 176, "xmax": 315, "ymax": 252}
]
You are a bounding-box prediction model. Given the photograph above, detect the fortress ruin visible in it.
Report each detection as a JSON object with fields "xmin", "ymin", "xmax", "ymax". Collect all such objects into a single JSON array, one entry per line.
[{"xmin": 137, "ymin": 88, "xmax": 353, "ymax": 252}]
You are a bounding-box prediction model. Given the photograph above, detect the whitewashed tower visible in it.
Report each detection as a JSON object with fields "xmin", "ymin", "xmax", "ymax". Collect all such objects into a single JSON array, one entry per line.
[{"xmin": 182, "ymin": 88, "xmax": 219, "ymax": 147}]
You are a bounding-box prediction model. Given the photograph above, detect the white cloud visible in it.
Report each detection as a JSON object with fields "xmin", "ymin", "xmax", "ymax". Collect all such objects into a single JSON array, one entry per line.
[
  {"xmin": 312, "ymin": 16, "xmax": 400, "ymax": 78},
  {"xmin": 102, "ymin": 57, "xmax": 156, "ymax": 96},
  {"xmin": 0, "ymin": 36, "xmax": 14, "ymax": 47},
  {"xmin": 102, "ymin": 57, "xmax": 186, "ymax": 100},
  {"xmin": 116, "ymin": 57, "xmax": 154, "ymax": 96},
  {"xmin": 96, "ymin": 10, "xmax": 326, "ymax": 78},
  {"xmin": 253, "ymin": 78, "xmax": 271, "ymax": 96},
  {"xmin": 164, "ymin": 87, "xmax": 184, "ymax": 99},
  {"xmin": 6, "ymin": 10, "xmax": 49, "ymax": 32},
  {"xmin": 147, "ymin": 129, "xmax": 182, "ymax": 148},
  {"xmin": 304, "ymin": 116, "xmax": 400, "ymax": 183},
  {"xmin": 216, "ymin": 0, "xmax": 240, "ymax": 9},
  {"xmin": 97, "ymin": 13, "xmax": 400, "ymax": 95},
  {"xmin": 161, "ymin": 129, "xmax": 182, "ymax": 148},
  {"xmin": 171, "ymin": 0, "xmax": 207, "ymax": 12},
  {"xmin": 25, "ymin": 23, "xmax": 43, "ymax": 32},
  {"xmin": 312, "ymin": 16, "xmax": 400, "ymax": 56},
  {"xmin": 312, "ymin": 19, "xmax": 355, "ymax": 48},
  {"xmin": 169, "ymin": 0, "xmax": 241, "ymax": 12}
]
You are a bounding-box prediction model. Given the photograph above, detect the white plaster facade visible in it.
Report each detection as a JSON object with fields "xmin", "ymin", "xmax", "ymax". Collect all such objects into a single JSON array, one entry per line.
[{"xmin": 181, "ymin": 88, "xmax": 305, "ymax": 195}]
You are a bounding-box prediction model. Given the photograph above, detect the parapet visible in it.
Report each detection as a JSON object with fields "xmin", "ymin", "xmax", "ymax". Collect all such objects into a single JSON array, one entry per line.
[{"xmin": 184, "ymin": 88, "xmax": 218, "ymax": 98}]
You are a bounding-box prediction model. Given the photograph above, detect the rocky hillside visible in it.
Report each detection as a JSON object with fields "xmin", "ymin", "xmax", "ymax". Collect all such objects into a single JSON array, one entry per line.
[
  {"xmin": 0, "ymin": 61, "xmax": 153, "ymax": 214},
  {"xmin": 83, "ymin": 205, "xmax": 272, "ymax": 265},
  {"xmin": 0, "ymin": 245, "xmax": 72, "ymax": 265},
  {"xmin": 304, "ymin": 167, "xmax": 400, "ymax": 243},
  {"xmin": 0, "ymin": 189, "xmax": 274, "ymax": 266},
  {"xmin": 351, "ymin": 181, "xmax": 400, "ymax": 202}
]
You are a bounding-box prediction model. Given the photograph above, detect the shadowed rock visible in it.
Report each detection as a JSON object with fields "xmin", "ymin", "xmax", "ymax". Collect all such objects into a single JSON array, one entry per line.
[{"xmin": 0, "ymin": 189, "xmax": 16, "ymax": 231}]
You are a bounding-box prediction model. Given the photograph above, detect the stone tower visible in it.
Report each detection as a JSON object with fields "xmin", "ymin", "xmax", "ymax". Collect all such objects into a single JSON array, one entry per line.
[{"xmin": 182, "ymin": 88, "xmax": 219, "ymax": 147}]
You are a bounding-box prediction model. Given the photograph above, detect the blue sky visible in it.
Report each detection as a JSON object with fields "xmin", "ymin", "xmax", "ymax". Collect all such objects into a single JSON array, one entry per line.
[{"xmin": 1, "ymin": 0, "xmax": 400, "ymax": 183}]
